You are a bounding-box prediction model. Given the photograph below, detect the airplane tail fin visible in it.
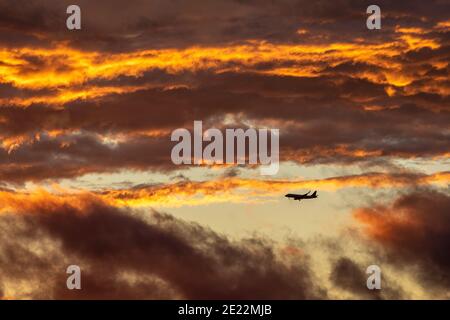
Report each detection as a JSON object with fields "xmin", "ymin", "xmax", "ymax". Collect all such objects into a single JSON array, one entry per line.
[{"xmin": 311, "ymin": 191, "xmax": 317, "ymax": 197}]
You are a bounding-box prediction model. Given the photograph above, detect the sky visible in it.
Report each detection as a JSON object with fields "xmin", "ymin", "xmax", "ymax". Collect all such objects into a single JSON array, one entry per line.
[{"xmin": 0, "ymin": 0, "xmax": 449, "ymax": 299}]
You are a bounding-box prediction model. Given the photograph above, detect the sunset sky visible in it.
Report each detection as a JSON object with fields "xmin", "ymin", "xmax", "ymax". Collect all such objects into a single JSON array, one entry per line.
[{"xmin": 0, "ymin": 0, "xmax": 449, "ymax": 299}]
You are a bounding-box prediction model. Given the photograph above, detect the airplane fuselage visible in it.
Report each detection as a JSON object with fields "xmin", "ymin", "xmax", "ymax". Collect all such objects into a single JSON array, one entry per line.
[{"xmin": 285, "ymin": 191, "xmax": 318, "ymax": 201}]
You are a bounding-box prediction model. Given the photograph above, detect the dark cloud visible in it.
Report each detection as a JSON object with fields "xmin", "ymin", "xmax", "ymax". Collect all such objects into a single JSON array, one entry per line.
[
  {"xmin": 0, "ymin": 70, "xmax": 448, "ymax": 183},
  {"xmin": 0, "ymin": 132, "xmax": 173, "ymax": 183},
  {"xmin": 0, "ymin": 0, "xmax": 448, "ymax": 183},
  {"xmin": 354, "ymin": 190, "xmax": 450, "ymax": 291},
  {"xmin": 0, "ymin": 196, "xmax": 325, "ymax": 299},
  {"xmin": 330, "ymin": 257, "xmax": 405, "ymax": 299},
  {"xmin": 1, "ymin": 189, "xmax": 449, "ymax": 299},
  {"xmin": 1, "ymin": 0, "xmax": 449, "ymax": 50},
  {"xmin": 330, "ymin": 257, "xmax": 381, "ymax": 299}
]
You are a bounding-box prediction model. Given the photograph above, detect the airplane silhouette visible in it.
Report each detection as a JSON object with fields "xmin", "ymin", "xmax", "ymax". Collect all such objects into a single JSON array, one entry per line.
[{"xmin": 285, "ymin": 191, "xmax": 318, "ymax": 202}]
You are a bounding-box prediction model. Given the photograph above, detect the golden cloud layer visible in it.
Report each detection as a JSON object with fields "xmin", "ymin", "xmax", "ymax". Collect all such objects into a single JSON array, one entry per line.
[
  {"xmin": 0, "ymin": 23, "xmax": 447, "ymax": 107},
  {"xmin": 2, "ymin": 171, "xmax": 446, "ymax": 210},
  {"xmin": 102, "ymin": 171, "xmax": 450, "ymax": 207}
]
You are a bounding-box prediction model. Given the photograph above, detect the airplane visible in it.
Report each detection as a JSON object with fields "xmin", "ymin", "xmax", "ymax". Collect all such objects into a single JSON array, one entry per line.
[{"xmin": 285, "ymin": 191, "xmax": 318, "ymax": 202}]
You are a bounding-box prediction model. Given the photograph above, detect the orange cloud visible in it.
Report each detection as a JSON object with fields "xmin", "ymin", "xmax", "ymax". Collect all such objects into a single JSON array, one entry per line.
[
  {"xmin": 0, "ymin": 85, "xmax": 151, "ymax": 107},
  {"xmin": 99, "ymin": 171, "xmax": 450, "ymax": 207},
  {"xmin": 352, "ymin": 189, "xmax": 450, "ymax": 290},
  {"xmin": 0, "ymin": 188, "xmax": 102, "ymax": 215},
  {"xmin": 0, "ymin": 30, "xmax": 444, "ymax": 106},
  {"xmin": 1, "ymin": 171, "xmax": 447, "ymax": 210}
]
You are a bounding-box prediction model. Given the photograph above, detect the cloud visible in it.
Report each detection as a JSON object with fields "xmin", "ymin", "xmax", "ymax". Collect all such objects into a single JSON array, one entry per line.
[
  {"xmin": 354, "ymin": 189, "xmax": 450, "ymax": 292},
  {"xmin": 0, "ymin": 193, "xmax": 325, "ymax": 299},
  {"xmin": 0, "ymin": 0, "xmax": 449, "ymax": 299},
  {"xmin": 329, "ymin": 257, "xmax": 406, "ymax": 299},
  {"xmin": 99, "ymin": 171, "xmax": 449, "ymax": 207},
  {"xmin": 330, "ymin": 257, "xmax": 382, "ymax": 299},
  {"xmin": 1, "ymin": 188, "xmax": 449, "ymax": 299},
  {"xmin": 0, "ymin": 0, "xmax": 448, "ymax": 182},
  {"xmin": 0, "ymin": 86, "xmax": 448, "ymax": 183},
  {"xmin": 0, "ymin": 132, "xmax": 173, "ymax": 183},
  {"xmin": 0, "ymin": 170, "xmax": 447, "ymax": 207}
]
